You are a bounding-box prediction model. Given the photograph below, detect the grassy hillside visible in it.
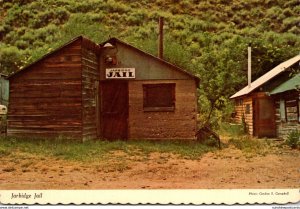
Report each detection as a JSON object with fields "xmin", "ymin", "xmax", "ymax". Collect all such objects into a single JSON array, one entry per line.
[{"xmin": 0, "ymin": 0, "xmax": 299, "ymax": 124}]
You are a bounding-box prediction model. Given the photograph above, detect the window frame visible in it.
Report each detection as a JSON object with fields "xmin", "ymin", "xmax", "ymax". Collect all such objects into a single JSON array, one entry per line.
[
  {"xmin": 143, "ymin": 83, "xmax": 176, "ymax": 112},
  {"xmin": 285, "ymin": 98, "xmax": 299, "ymax": 123},
  {"xmin": 281, "ymin": 94, "xmax": 300, "ymax": 123},
  {"xmin": 245, "ymin": 104, "xmax": 250, "ymax": 114}
]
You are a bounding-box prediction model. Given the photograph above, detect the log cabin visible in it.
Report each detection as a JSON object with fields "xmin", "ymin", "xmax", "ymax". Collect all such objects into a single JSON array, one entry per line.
[
  {"xmin": 269, "ymin": 73, "xmax": 300, "ymax": 139},
  {"xmin": 230, "ymin": 55, "xmax": 300, "ymax": 138},
  {"xmin": 7, "ymin": 36, "xmax": 199, "ymax": 141}
]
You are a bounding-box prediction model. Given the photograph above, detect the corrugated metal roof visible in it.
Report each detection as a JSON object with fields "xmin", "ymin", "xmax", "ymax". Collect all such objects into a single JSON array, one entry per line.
[
  {"xmin": 230, "ymin": 54, "xmax": 300, "ymax": 99},
  {"xmin": 269, "ymin": 73, "xmax": 300, "ymax": 95}
]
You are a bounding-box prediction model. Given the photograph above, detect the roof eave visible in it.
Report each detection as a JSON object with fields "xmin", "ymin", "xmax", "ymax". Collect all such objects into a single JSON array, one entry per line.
[
  {"xmin": 7, "ymin": 36, "xmax": 85, "ymax": 80},
  {"xmin": 230, "ymin": 54, "xmax": 300, "ymax": 99}
]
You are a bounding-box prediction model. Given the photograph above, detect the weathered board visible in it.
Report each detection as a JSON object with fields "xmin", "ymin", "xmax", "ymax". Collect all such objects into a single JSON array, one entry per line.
[
  {"xmin": 81, "ymin": 38, "xmax": 100, "ymax": 140},
  {"xmin": 8, "ymin": 39, "xmax": 83, "ymax": 138}
]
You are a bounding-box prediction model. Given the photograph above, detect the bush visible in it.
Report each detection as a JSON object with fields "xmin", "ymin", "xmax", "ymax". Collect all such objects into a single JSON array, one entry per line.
[
  {"xmin": 286, "ymin": 130, "xmax": 300, "ymax": 149},
  {"xmin": 0, "ymin": 44, "xmax": 24, "ymax": 74}
]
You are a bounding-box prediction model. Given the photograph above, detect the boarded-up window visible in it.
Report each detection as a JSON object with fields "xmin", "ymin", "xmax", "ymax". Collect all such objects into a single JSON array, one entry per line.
[
  {"xmin": 143, "ymin": 83, "xmax": 175, "ymax": 112},
  {"xmin": 286, "ymin": 99, "xmax": 298, "ymax": 122}
]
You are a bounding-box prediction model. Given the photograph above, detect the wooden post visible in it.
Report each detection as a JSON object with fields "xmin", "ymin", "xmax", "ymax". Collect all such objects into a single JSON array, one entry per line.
[
  {"xmin": 248, "ymin": 46, "xmax": 251, "ymax": 88},
  {"xmin": 158, "ymin": 17, "xmax": 164, "ymax": 59}
]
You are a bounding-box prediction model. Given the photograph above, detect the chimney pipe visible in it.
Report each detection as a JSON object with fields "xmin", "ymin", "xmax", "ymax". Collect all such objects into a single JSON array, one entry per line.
[
  {"xmin": 158, "ymin": 17, "xmax": 164, "ymax": 59},
  {"xmin": 248, "ymin": 45, "xmax": 251, "ymax": 88}
]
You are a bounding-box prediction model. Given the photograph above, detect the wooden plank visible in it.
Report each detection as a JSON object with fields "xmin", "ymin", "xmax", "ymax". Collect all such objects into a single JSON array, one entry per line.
[
  {"xmin": 10, "ymin": 79, "xmax": 81, "ymax": 87},
  {"xmin": 8, "ymin": 115, "xmax": 82, "ymax": 121},
  {"xmin": 10, "ymin": 85, "xmax": 82, "ymax": 93},
  {"xmin": 9, "ymin": 97, "xmax": 82, "ymax": 104},
  {"xmin": 45, "ymin": 55, "xmax": 82, "ymax": 63},
  {"xmin": 7, "ymin": 129, "xmax": 82, "ymax": 134},
  {"xmin": 8, "ymin": 121, "xmax": 81, "ymax": 126}
]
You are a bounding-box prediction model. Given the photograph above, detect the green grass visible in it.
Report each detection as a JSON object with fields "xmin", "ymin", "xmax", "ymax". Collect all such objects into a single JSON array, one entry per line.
[
  {"xmin": 0, "ymin": 136, "xmax": 217, "ymax": 161},
  {"xmin": 0, "ymin": 146, "xmax": 11, "ymax": 157},
  {"xmin": 228, "ymin": 136, "xmax": 270, "ymax": 156},
  {"xmin": 219, "ymin": 122, "xmax": 245, "ymax": 137}
]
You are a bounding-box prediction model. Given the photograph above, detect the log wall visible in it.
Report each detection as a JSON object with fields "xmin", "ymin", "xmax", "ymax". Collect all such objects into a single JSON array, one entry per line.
[
  {"xmin": 274, "ymin": 92, "xmax": 300, "ymax": 139},
  {"xmin": 7, "ymin": 39, "xmax": 83, "ymax": 138},
  {"xmin": 128, "ymin": 79, "xmax": 197, "ymax": 140},
  {"xmin": 233, "ymin": 96, "xmax": 253, "ymax": 135}
]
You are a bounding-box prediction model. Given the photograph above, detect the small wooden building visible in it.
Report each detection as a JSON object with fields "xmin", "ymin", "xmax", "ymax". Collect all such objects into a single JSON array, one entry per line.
[
  {"xmin": 269, "ymin": 73, "xmax": 300, "ymax": 139},
  {"xmin": 7, "ymin": 36, "xmax": 199, "ymax": 140},
  {"xmin": 8, "ymin": 37, "xmax": 100, "ymax": 139},
  {"xmin": 230, "ymin": 55, "xmax": 300, "ymax": 138}
]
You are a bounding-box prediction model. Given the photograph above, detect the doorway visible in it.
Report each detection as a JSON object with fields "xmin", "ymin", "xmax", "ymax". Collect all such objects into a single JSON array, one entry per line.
[
  {"xmin": 100, "ymin": 81, "xmax": 129, "ymax": 140},
  {"xmin": 253, "ymin": 96, "xmax": 276, "ymax": 137}
]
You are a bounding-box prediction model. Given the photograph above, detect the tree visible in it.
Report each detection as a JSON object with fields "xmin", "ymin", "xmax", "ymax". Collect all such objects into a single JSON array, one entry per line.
[{"xmin": 195, "ymin": 36, "xmax": 248, "ymax": 127}]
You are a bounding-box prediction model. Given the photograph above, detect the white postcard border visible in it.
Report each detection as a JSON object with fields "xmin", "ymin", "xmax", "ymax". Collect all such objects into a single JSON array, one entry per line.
[{"xmin": 0, "ymin": 189, "xmax": 299, "ymax": 205}]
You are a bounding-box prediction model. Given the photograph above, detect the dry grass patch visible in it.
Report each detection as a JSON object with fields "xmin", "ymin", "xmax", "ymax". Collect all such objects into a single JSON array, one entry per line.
[{"xmin": 2, "ymin": 167, "xmax": 16, "ymax": 172}]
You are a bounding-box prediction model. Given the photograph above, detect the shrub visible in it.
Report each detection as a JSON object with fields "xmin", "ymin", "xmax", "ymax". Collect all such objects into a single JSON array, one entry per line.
[
  {"xmin": 286, "ymin": 130, "xmax": 300, "ymax": 149},
  {"xmin": 15, "ymin": 40, "xmax": 29, "ymax": 50},
  {"xmin": 0, "ymin": 44, "xmax": 24, "ymax": 74},
  {"xmin": 126, "ymin": 10, "xmax": 147, "ymax": 26},
  {"xmin": 282, "ymin": 17, "xmax": 300, "ymax": 32}
]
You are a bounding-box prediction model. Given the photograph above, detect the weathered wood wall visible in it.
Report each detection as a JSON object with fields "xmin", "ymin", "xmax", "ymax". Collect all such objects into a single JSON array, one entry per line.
[
  {"xmin": 128, "ymin": 79, "xmax": 197, "ymax": 140},
  {"xmin": 7, "ymin": 39, "xmax": 83, "ymax": 138},
  {"xmin": 233, "ymin": 96, "xmax": 253, "ymax": 135},
  {"xmin": 81, "ymin": 38, "xmax": 100, "ymax": 140},
  {"xmin": 274, "ymin": 92, "xmax": 300, "ymax": 139}
]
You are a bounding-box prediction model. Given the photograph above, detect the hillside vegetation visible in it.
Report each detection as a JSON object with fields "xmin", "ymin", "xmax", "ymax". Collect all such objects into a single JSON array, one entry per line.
[{"xmin": 0, "ymin": 0, "xmax": 299, "ymax": 125}]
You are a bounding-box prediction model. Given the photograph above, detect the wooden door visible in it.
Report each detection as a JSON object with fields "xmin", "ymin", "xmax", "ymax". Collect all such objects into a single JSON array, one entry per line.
[
  {"xmin": 253, "ymin": 97, "xmax": 276, "ymax": 137},
  {"xmin": 100, "ymin": 81, "xmax": 128, "ymax": 140}
]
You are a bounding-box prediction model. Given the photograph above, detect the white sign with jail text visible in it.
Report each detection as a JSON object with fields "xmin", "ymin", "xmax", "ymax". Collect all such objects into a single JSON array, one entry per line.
[{"xmin": 106, "ymin": 68, "xmax": 135, "ymax": 79}]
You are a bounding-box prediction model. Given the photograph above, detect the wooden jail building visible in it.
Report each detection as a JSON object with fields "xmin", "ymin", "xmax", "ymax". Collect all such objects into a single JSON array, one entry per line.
[
  {"xmin": 230, "ymin": 55, "xmax": 300, "ymax": 138},
  {"xmin": 7, "ymin": 36, "xmax": 199, "ymax": 140}
]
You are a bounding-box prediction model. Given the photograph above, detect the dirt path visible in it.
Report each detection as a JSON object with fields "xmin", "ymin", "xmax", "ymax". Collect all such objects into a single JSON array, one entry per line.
[{"xmin": 0, "ymin": 143, "xmax": 299, "ymax": 189}]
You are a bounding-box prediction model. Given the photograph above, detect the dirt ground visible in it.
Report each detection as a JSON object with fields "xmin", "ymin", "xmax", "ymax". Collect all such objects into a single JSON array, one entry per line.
[{"xmin": 0, "ymin": 140, "xmax": 299, "ymax": 189}]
